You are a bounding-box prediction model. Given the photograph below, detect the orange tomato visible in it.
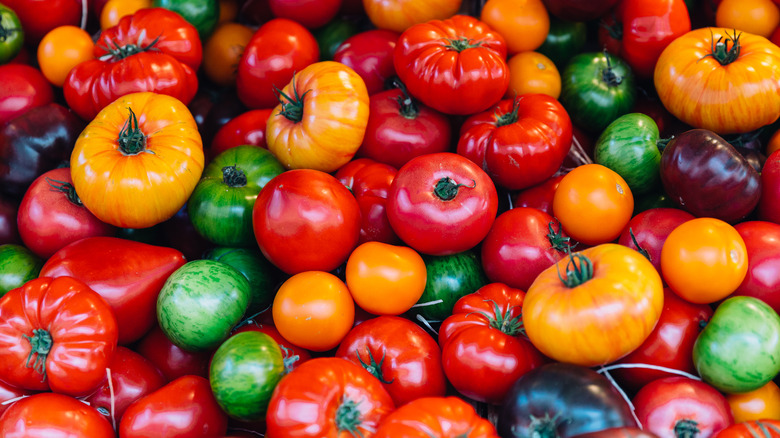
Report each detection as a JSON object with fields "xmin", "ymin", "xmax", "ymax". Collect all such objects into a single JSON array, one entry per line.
[
  {"xmin": 345, "ymin": 241, "xmax": 427, "ymax": 315},
  {"xmin": 202, "ymin": 22, "xmax": 253, "ymax": 87},
  {"xmin": 218, "ymin": 0, "xmax": 239, "ymax": 24},
  {"xmin": 272, "ymin": 271, "xmax": 356, "ymax": 352},
  {"xmin": 480, "ymin": 0, "xmax": 549, "ymax": 54},
  {"xmin": 716, "ymin": 0, "xmax": 780, "ymax": 38},
  {"xmin": 37, "ymin": 25, "xmax": 94, "ymax": 87},
  {"xmin": 768, "ymin": 128, "xmax": 780, "ymax": 156},
  {"xmin": 363, "ymin": 0, "xmax": 462, "ymax": 33},
  {"xmin": 100, "ymin": 0, "xmax": 152, "ymax": 30},
  {"xmin": 505, "ymin": 51, "xmax": 561, "ymax": 99},
  {"xmin": 552, "ymin": 163, "xmax": 634, "ymax": 246},
  {"xmin": 727, "ymin": 380, "xmax": 780, "ymax": 422},
  {"xmin": 660, "ymin": 218, "xmax": 748, "ymax": 304}
]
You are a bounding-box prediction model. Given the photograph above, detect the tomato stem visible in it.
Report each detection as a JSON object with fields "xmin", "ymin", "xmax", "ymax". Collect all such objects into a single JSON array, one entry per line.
[
  {"xmin": 601, "ymin": 50, "xmax": 623, "ymax": 87},
  {"xmin": 484, "ymin": 300, "xmax": 524, "ymax": 336},
  {"xmin": 555, "ymin": 253, "xmax": 594, "ymax": 287},
  {"xmin": 117, "ymin": 107, "xmax": 147, "ymax": 155},
  {"xmin": 46, "ymin": 177, "xmax": 83, "ymax": 206},
  {"xmin": 546, "ymin": 220, "xmax": 571, "ymax": 253},
  {"xmin": 444, "ymin": 36, "xmax": 482, "ymax": 52},
  {"xmin": 700, "ymin": 29, "xmax": 741, "ymax": 66},
  {"xmin": 275, "ymin": 76, "xmax": 311, "ymax": 123},
  {"xmin": 97, "ymin": 30, "xmax": 162, "ymax": 61},
  {"xmin": 221, "ymin": 165, "xmax": 247, "ymax": 187},
  {"xmin": 389, "ymin": 78, "xmax": 420, "ymax": 120},
  {"xmin": 673, "ymin": 419, "xmax": 700, "ymax": 438},
  {"xmin": 628, "ymin": 228, "xmax": 651, "ymax": 262},
  {"xmin": 356, "ymin": 347, "xmax": 394, "ymax": 384},
  {"xmin": 335, "ymin": 396, "xmax": 364, "ymax": 437},
  {"xmin": 494, "ymin": 98, "xmax": 520, "ymax": 127},
  {"xmin": 433, "ymin": 177, "xmax": 476, "ymax": 201},
  {"xmin": 0, "ymin": 23, "xmax": 20, "ymax": 42},
  {"xmin": 22, "ymin": 328, "xmax": 52, "ymax": 380},
  {"xmin": 278, "ymin": 345, "xmax": 300, "ymax": 375},
  {"xmin": 528, "ymin": 413, "xmax": 565, "ymax": 438}
]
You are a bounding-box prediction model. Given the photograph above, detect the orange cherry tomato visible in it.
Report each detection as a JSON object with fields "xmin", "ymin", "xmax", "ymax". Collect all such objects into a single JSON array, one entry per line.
[
  {"xmin": 272, "ymin": 271, "xmax": 356, "ymax": 352},
  {"xmin": 660, "ymin": 217, "xmax": 748, "ymax": 304},
  {"xmin": 100, "ymin": 0, "xmax": 152, "ymax": 30},
  {"xmin": 345, "ymin": 241, "xmax": 427, "ymax": 315},
  {"xmin": 505, "ymin": 51, "xmax": 561, "ymax": 99},
  {"xmin": 480, "ymin": 0, "xmax": 549, "ymax": 54},
  {"xmin": 37, "ymin": 25, "xmax": 94, "ymax": 87},
  {"xmin": 552, "ymin": 163, "xmax": 634, "ymax": 246},
  {"xmin": 203, "ymin": 22, "xmax": 254, "ymax": 87},
  {"xmin": 727, "ymin": 380, "xmax": 780, "ymax": 422},
  {"xmin": 716, "ymin": 0, "xmax": 780, "ymax": 38}
]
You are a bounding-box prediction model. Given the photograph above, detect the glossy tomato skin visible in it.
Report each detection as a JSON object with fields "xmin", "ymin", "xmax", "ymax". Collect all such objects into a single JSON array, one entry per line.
[
  {"xmin": 134, "ymin": 325, "xmax": 211, "ymax": 381},
  {"xmin": 232, "ymin": 322, "xmax": 312, "ymax": 373},
  {"xmin": 727, "ymin": 380, "xmax": 780, "ymax": 423},
  {"xmin": 253, "ymin": 169, "xmax": 361, "ymax": 275},
  {"xmin": 717, "ymin": 420, "xmax": 780, "ymax": 437},
  {"xmin": 732, "ymin": 221, "xmax": 780, "ymax": 313},
  {"xmin": 759, "ymin": 150, "xmax": 780, "ymax": 224},
  {"xmin": 386, "ymin": 152, "xmax": 498, "ymax": 256},
  {"xmin": 210, "ymin": 108, "xmax": 273, "ymax": 158},
  {"xmin": 0, "ymin": 64, "xmax": 54, "ymax": 126},
  {"xmin": 346, "ymin": 161, "xmax": 400, "ymax": 245},
  {"xmin": 0, "ymin": 392, "xmax": 115, "ymax": 438},
  {"xmin": 512, "ymin": 174, "xmax": 563, "ymax": 216},
  {"xmin": 617, "ymin": 207, "xmax": 695, "ymax": 275},
  {"xmin": 268, "ymin": 0, "xmax": 340, "ymax": 29},
  {"xmin": 333, "ymin": 29, "xmax": 399, "ymax": 95},
  {"xmin": 2, "ymin": 0, "xmax": 81, "ymax": 44},
  {"xmin": 373, "ymin": 396, "xmax": 500, "ymax": 438}
]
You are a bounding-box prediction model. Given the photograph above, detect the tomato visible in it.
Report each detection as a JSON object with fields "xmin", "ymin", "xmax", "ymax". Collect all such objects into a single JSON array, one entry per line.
[
  {"xmin": 231, "ymin": 322, "xmax": 312, "ymax": 373},
  {"xmin": 661, "ymin": 217, "xmax": 748, "ymax": 304},
  {"xmin": 265, "ymin": 357, "xmax": 395, "ymax": 437},
  {"xmin": 210, "ymin": 109, "xmax": 273, "ymax": 158},
  {"xmin": 0, "ymin": 64, "xmax": 54, "ymax": 126},
  {"xmin": 99, "ymin": 0, "xmax": 152, "ymax": 30},
  {"xmin": 717, "ymin": 420, "xmax": 780, "ymax": 437},
  {"xmin": 253, "ymin": 169, "xmax": 361, "ymax": 274},
  {"xmin": 269, "ymin": 0, "xmax": 341, "ymax": 29},
  {"xmin": 0, "ymin": 244, "xmax": 41, "ymax": 297},
  {"xmin": 202, "ymin": 22, "xmax": 254, "ymax": 87},
  {"xmin": 542, "ymin": 0, "xmax": 619, "ymax": 21},
  {"xmin": 37, "ymin": 25, "xmax": 94, "ymax": 87},
  {"xmin": 0, "ymin": 276, "xmax": 118, "ymax": 396},
  {"xmin": 134, "ymin": 325, "xmax": 211, "ymax": 381},
  {"xmin": 272, "ymin": 271, "xmax": 355, "ymax": 352},
  {"xmin": 538, "ymin": 16, "xmax": 587, "ymax": 69},
  {"xmin": 0, "ymin": 197, "xmax": 18, "ymax": 245},
  {"xmin": 716, "ymin": 0, "xmax": 780, "ymax": 37},
  {"xmin": 617, "ymin": 207, "xmax": 695, "ymax": 276},
  {"xmin": 0, "ymin": 5, "xmax": 23, "ymax": 65},
  {"xmin": 153, "ymin": 0, "xmax": 219, "ymax": 39},
  {"xmin": 333, "ymin": 29, "xmax": 399, "ymax": 96},
  {"xmin": 393, "ymin": 14, "xmax": 509, "ymax": 115},
  {"xmin": 727, "ymin": 380, "xmax": 780, "ymax": 422},
  {"xmin": 0, "ymin": 392, "xmax": 114, "ymax": 437},
  {"xmin": 759, "ymin": 150, "xmax": 780, "ymax": 225},
  {"xmin": 512, "ymin": 174, "xmax": 564, "ymax": 216},
  {"xmin": 363, "ymin": 0, "xmax": 462, "ymax": 33},
  {"xmin": 505, "ymin": 51, "xmax": 561, "ymax": 99},
  {"xmin": 202, "ymin": 247, "xmax": 282, "ymax": 315},
  {"xmin": 0, "ymin": 378, "xmax": 32, "ymax": 417},
  {"xmin": 119, "ymin": 375, "xmax": 228, "ymax": 437},
  {"xmin": 335, "ymin": 315, "xmax": 446, "ymax": 407},
  {"xmin": 373, "ymin": 396, "xmax": 500, "ymax": 437},
  {"xmin": 346, "ymin": 161, "xmax": 401, "ymax": 245},
  {"xmin": 633, "ymin": 377, "xmax": 734, "ymax": 436},
  {"xmin": 523, "ymin": 244, "xmax": 664, "ymax": 367},
  {"xmin": 731, "ymin": 221, "xmax": 780, "ymax": 313},
  {"xmin": 553, "ymin": 164, "xmax": 634, "ymax": 246},
  {"xmin": 265, "ymin": 61, "xmax": 370, "ymax": 172},
  {"xmin": 457, "ymin": 94, "xmax": 573, "ymax": 191},
  {"xmin": 236, "ymin": 18, "xmax": 319, "ymax": 110},
  {"xmin": 2, "ymin": 0, "xmax": 82, "ymax": 44},
  {"xmin": 480, "ymin": 0, "xmax": 549, "ymax": 54}
]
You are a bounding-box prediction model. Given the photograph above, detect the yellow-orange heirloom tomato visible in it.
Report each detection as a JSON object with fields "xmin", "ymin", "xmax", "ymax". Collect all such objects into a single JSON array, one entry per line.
[
  {"xmin": 523, "ymin": 243, "xmax": 664, "ymax": 367},
  {"xmin": 345, "ymin": 241, "xmax": 427, "ymax": 316},
  {"xmin": 70, "ymin": 92, "xmax": 204, "ymax": 229},
  {"xmin": 363, "ymin": 0, "xmax": 462, "ymax": 33},
  {"xmin": 660, "ymin": 217, "xmax": 748, "ymax": 304},
  {"xmin": 266, "ymin": 60, "xmax": 370, "ymax": 173},
  {"xmin": 654, "ymin": 27, "xmax": 780, "ymax": 135},
  {"xmin": 727, "ymin": 380, "xmax": 780, "ymax": 422}
]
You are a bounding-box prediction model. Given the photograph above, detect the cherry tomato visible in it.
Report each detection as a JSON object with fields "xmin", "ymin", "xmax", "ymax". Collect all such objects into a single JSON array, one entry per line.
[{"xmin": 37, "ymin": 25, "xmax": 94, "ymax": 87}]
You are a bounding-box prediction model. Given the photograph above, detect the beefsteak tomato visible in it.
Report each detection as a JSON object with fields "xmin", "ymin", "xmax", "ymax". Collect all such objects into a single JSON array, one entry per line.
[{"xmin": 0, "ymin": 392, "xmax": 114, "ymax": 437}]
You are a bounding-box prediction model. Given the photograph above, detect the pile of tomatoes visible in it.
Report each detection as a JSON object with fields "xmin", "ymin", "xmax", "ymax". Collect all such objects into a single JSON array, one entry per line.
[{"xmin": 4, "ymin": 0, "xmax": 780, "ymax": 436}]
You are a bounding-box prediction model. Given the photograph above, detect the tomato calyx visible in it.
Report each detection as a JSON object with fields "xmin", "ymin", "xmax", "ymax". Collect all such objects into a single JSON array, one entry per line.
[
  {"xmin": 673, "ymin": 418, "xmax": 700, "ymax": 438},
  {"xmin": 98, "ymin": 30, "xmax": 162, "ymax": 62},
  {"xmin": 335, "ymin": 396, "xmax": 364, "ymax": 437},
  {"xmin": 279, "ymin": 345, "xmax": 300, "ymax": 375},
  {"xmin": 482, "ymin": 300, "xmax": 524, "ymax": 336},
  {"xmin": 390, "ymin": 79, "xmax": 420, "ymax": 120},
  {"xmin": 601, "ymin": 50, "xmax": 624, "ymax": 87},
  {"xmin": 117, "ymin": 108, "xmax": 148, "ymax": 156},
  {"xmin": 275, "ymin": 78, "xmax": 311, "ymax": 123},
  {"xmin": 546, "ymin": 220, "xmax": 572, "ymax": 253},
  {"xmin": 556, "ymin": 253, "xmax": 593, "ymax": 288},
  {"xmin": 599, "ymin": 11, "xmax": 622, "ymax": 42},
  {"xmin": 494, "ymin": 98, "xmax": 522, "ymax": 127},
  {"xmin": 221, "ymin": 165, "xmax": 247, "ymax": 188},
  {"xmin": 0, "ymin": 22, "xmax": 20, "ymax": 42},
  {"xmin": 22, "ymin": 328, "xmax": 52, "ymax": 379},
  {"xmin": 444, "ymin": 37, "xmax": 483, "ymax": 52},
  {"xmin": 355, "ymin": 347, "xmax": 394, "ymax": 384},
  {"xmin": 702, "ymin": 30, "xmax": 741, "ymax": 66},
  {"xmin": 434, "ymin": 177, "xmax": 476, "ymax": 201},
  {"xmin": 528, "ymin": 412, "xmax": 567, "ymax": 438},
  {"xmin": 46, "ymin": 177, "xmax": 83, "ymax": 206}
]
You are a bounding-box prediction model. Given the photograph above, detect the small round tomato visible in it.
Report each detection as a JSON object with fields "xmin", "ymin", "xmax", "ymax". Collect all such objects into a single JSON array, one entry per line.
[
  {"xmin": 0, "ymin": 5, "xmax": 23, "ymax": 65},
  {"xmin": 0, "ymin": 392, "xmax": 115, "ymax": 437},
  {"xmin": 732, "ymin": 221, "xmax": 780, "ymax": 314},
  {"xmin": 202, "ymin": 22, "xmax": 254, "ymax": 87},
  {"xmin": 617, "ymin": 207, "xmax": 696, "ymax": 275},
  {"xmin": 37, "ymin": 25, "xmax": 94, "ymax": 87},
  {"xmin": 716, "ymin": 0, "xmax": 780, "ymax": 37},
  {"xmin": 272, "ymin": 271, "xmax": 356, "ymax": 352},
  {"xmin": 660, "ymin": 217, "xmax": 748, "ymax": 304},
  {"xmin": 0, "ymin": 64, "xmax": 54, "ymax": 125},
  {"xmin": 100, "ymin": 0, "xmax": 151, "ymax": 30},
  {"xmin": 480, "ymin": 0, "xmax": 549, "ymax": 54},
  {"xmin": 505, "ymin": 51, "xmax": 561, "ymax": 99},
  {"xmin": 727, "ymin": 380, "xmax": 780, "ymax": 423},
  {"xmin": 333, "ymin": 29, "xmax": 399, "ymax": 96},
  {"xmin": 210, "ymin": 108, "xmax": 272, "ymax": 158},
  {"xmin": 133, "ymin": 325, "xmax": 210, "ymax": 381},
  {"xmin": 553, "ymin": 163, "xmax": 634, "ymax": 245},
  {"xmin": 345, "ymin": 241, "xmax": 426, "ymax": 315}
]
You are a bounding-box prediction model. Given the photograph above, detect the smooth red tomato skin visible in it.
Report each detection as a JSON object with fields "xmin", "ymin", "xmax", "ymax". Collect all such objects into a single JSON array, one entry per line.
[
  {"xmin": 0, "ymin": 379, "xmax": 32, "ymax": 416},
  {"xmin": 134, "ymin": 326, "xmax": 211, "ymax": 381},
  {"xmin": 0, "ymin": 64, "xmax": 54, "ymax": 126},
  {"xmin": 210, "ymin": 109, "xmax": 273, "ymax": 158},
  {"xmin": 386, "ymin": 152, "xmax": 498, "ymax": 256},
  {"xmin": 512, "ymin": 175, "xmax": 564, "ymax": 216},
  {"xmin": 759, "ymin": 150, "xmax": 780, "ymax": 224},
  {"xmin": 732, "ymin": 221, "xmax": 780, "ymax": 313},
  {"xmin": 0, "ymin": 392, "xmax": 115, "ymax": 438},
  {"xmin": 2, "ymin": 0, "xmax": 82, "ymax": 43},
  {"xmin": 268, "ymin": 0, "xmax": 341, "ymax": 29},
  {"xmin": 253, "ymin": 169, "xmax": 361, "ymax": 274},
  {"xmin": 617, "ymin": 207, "xmax": 696, "ymax": 275},
  {"xmin": 236, "ymin": 18, "xmax": 319, "ymax": 109},
  {"xmin": 333, "ymin": 29, "xmax": 399, "ymax": 95},
  {"xmin": 351, "ymin": 162, "xmax": 401, "ymax": 244},
  {"xmin": 119, "ymin": 375, "xmax": 228, "ymax": 438}
]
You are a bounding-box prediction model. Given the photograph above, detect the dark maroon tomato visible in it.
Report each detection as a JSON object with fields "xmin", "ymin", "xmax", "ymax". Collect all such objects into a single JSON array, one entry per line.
[
  {"xmin": 358, "ymin": 88, "xmax": 452, "ymax": 170},
  {"xmin": 617, "ymin": 207, "xmax": 695, "ymax": 275},
  {"xmin": 0, "ymin": 64, "xmax": 54, "ymax": 126},
  {"xmin": 660, "ymin": 129, "xmax": 761, "ymax": 223},
  {"xmin": 480, "ymin": 207, "xmax": 570, "ymax": 291},
  {"xmin": 134, "ymin": 326, "xmax": 211, "ymax": 382},
  {"xmin": 0, "ymin": 195, "xmax": 20, "ymax": 245},
  {"xmin": 732, "ymin": 221, "xmax": 780, "ymax": 314},
  {"xmin": 333, "ymin": 29, "xmax": 399, "ymax": 96},
  {"xmin": 511, "ymin": 175, "xmax": 564, "ymax": 216}
]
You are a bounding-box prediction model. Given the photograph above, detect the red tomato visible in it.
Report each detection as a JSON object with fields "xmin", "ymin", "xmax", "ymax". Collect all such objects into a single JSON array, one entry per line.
[
  {"xmin": 134, "ymin": 326, "xmax": 211, "ymax": 381},
  {"xmin": 393, "ymin": 14, "xmax": 509, "ymax": 115},
  {"xmin": 2, "ymin": 0, "xmax": 82, "ymax": 43},
  {"xmin": 759, "ymin": 151, "xmax": 780, "ymax": 224},
  {"xmin": 253, "ymin": 169, "xmax": 361, "ymax": 274},
  {"xmin": 236, "ymin": 18, "xmax": 319, "ymax": 109},
  {"xmin": 439, "ymin": 283, "xmax": 548, "ymax": 404},
  {"xmin": 335, "ymin": 315, "xmax": 446, "ymax": 406},
  {"xmin": 352, "ymin": 161, "xmax": 400, "ymax": 244},
  {"xmin": 333, "ymin": 29, "xmax": 399, "ymax": 95},
  {"xmin": 717, "ymin": 420, "xmax": 780, "ymax": 437},
  {"xmin": 0, "ymin": 392, "xmax": 114, "ymax": 437},
  {"xmin": 268, "ymin": 0, "xmax": 341, "ymax": 29},
  {"xmin": 0, "ymin": 64, "xmax": 54, "ymax": 126},
  {"xmin": 386, "ymin": 152, "xmax": 498, "ymax": 256},
  {"xmin": 732, "ymin": 221, "xmax": 780, "ymax": 313},
  {"xmin": 232, "ymin": 322, "xmax": 312, "ymax": 373},
  {"xmin": 0, "ymin": 379, "xmax": 32, "ymax": 417},
  {"xmin": 511, "ymin": 174, "xmax": 564, "ymax": 216},
  {"xmin": 373, "ymin": 396, "xmax": 500, "ymax": 437},
  {"xmin": 17, "ymin": 168, "xmax": 116, "ymax": 259},
  {"xmin": 210, "ymin": 108, "xmax": 273, "ymax": 157},
  {"xmin": 617, "ymin": 207, "xmax": 696, "ymax": 275},
  {"xmin": 119, "ymin": 375, "xmax": 228, "ymax": 437}
]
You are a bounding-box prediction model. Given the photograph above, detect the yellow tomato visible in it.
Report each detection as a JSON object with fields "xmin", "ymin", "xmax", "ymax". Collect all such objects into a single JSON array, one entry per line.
[
  {"xmin": 100, "ymin": 0, "xmax": 152, "ymax": 30},
  {"xmin": 363, "ymin": 0, "xmax": 462, "ymax": 33},
  {"xmin": 728, "ymin": 380, "xmax": 780, "ymax": 422},
  {"xmin": 505, "ymin": 51, "xmax": 561, "ymax": 99},
  {"xmin": 345, "ymin": 242, "xmax": 427, "ymax": 315},
  {"xmin": 716, "ymin": 0, "xmax": 780, "ymax": 38},
  {"xmin": 480, "ymin": 0, "xmax": 549, "ymax": 54},
  {"xmin": 37, "ymin": 26, "xmax": 94, "ymax": 87},
  {"xmin": 203, "ymin": 22, "xmax": 253, "ymax": 87}
]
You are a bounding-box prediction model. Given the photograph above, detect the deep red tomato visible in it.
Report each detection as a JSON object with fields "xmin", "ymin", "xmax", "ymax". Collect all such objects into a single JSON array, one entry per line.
[
  {"xmin": 210, "ymin": 108, "xmax": 273, "ymax": 157},
  {"xmin": 0, "ymin": 276, "xmax": 118, "ymax": 396},
  {"xmin": 351, "ymin": 161, "xmax": 400, "ymax": 244},
  {"xmin": 457, "ymin": 94, "xmax": 573, "ymax": 191},
  {"xmin": 236, "ymin": 18, "xmax": 319, "ymax": 109},
  {"xmin": 480, "ymin": 207, "xmax": 571, "ymax": 291},
  {"xmin": 253, "ymin": 169, "xmax": 361, "ymax": 274},
  {"xmin": 0, "ymin": 195, "xmax": 20, "ymax": 245},
  {"xmin": 438, "ymin": 283, "xmax": 548, "ymax": 404},
  {"xmin": 17, "ymin": 167, "xmax": 116, "ymax": 259},
  {"xmin": 511, "ymin": 175, "xmax": 564, "ymax": 216},
  {"xmin": 119, "ymin": 375, "xmax": 229, "ymax": 437},
  {"xmin": 393, "ymin": 14, "xmax": 509, "ymax": 115},
  {"xmin": 610, "ymin": 288, "xmax": 713, "ymax": 394},
  {"xmin": 333, "ymin": 29, "xmax": 399, "ymax": 96},
  {"xmin": 731, "ymin": 221, "xmax": 780, "ymax": 313},
  {"xmin": 134, "ymin": 325, "xmax": 211, "ymax": 382},
  {"xmin": 759, "ymin": 152, "xmax": 780, "ymax": 227},
  {"xmin": 232, "ymin": 322, "xmax": 312, "ymax": 373},
  {"xmin": 386, "ymin": 152, "xmax": 498, "ymax": 256},
  {"xmin": 268, "ymin": 0, "xmax": 341, "ymax": 29},
  {"xmin": 632, "ymin": 377, "xmax": 734, "ymax": 436},
  {"xmin": 617, "ymin": 207, "xmax": 696, "ymax": 275},
  {"xmin": 335, "ymin": 315, "xmax": 446, "ymax": 407},
  {"xmin": 2, "ymin": 0, "xmax": 82, "ymax": 43},
  {"xmin": 0, "ymin": 392, "xmax": 115, "ymax": 437},
  {"xmin": 0, "ymin": 64, "xmax": 54, "ymax": 126}
]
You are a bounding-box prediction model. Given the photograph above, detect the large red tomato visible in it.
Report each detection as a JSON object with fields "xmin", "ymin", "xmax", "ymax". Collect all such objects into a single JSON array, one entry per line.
[
  {"xmin": 2, "ymin": 0, "xmax": 82, "ymax": 43},
  {"xmin": 0, "ymin": 392, "xmax": 115, "ymax": 437}
]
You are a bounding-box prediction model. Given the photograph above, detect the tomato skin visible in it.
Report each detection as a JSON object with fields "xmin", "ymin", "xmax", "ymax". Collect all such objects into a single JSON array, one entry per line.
[
  {"xmin": 2, "ymin": 0, "xmax": 81, "ymax": 44},
  {"xmin": 210, "ymin": 109, "xmax": 273, "ymax": 158},
  {"xmin": 512, "ymin": 175, "xmax": 563, "ymax": 216},
  {"xmin": 717, "ymin": 420, "xmax": 780, "ymax": 437},
  {"xmin": 732, "ymin": 221, "xmax": 780, "ymax": 313},
  {"xmin": 269, "ymin": 0, "xmax": 341, "ymax": 29},
  {"xmin": 393, "ymin": 15, "xmax": 509, "ymax": 116},
  {"xmin": 333, "ymin": 29, "xmax": 399, "ymax": 96},
  {"xmin": 617, "ymin": 207, "xmax": 695, "ymax": 275},
  {"xmin": 480, "ymin": 0, "xmax": 549, "ymax": 54},
  {"xmin": 727, "ymin": 380, "xmax": 780, "ymax": 423},
  {"xmin": 363, "ymin": 0, "xmax": 462, "ymax": 33},
  {"xmin": 0, "ymin": 392, "xmax": 115, "ymax": 437},
  {"xmin": 759, "ymin": 150, "xmax": 780, "ymax": 224},
  {"xmin": 37, "ymin": 25, "xmax": 95, "ymax": 87},
  {"xmin": 373, "ymin": 396, "xmax": 500, "ymax": 437},
  {"xmin": 202, "ymin": 22, "xmax": 254, "ymax": 87},
  {"xmin": 0, "ymin": 64, "xmax": 54, "ymax": 126},
  {"xmin": 232, "ymin": 322, "xmax": 312, "ymax": 373},
  {"xmin": 134, "ymin": 325, "xmax": 210, "ymax": 381}
]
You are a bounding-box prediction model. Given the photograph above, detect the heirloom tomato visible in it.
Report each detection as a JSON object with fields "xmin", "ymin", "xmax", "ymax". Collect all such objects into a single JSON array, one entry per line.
[
  {"xmin": 480, "ymin": 0, "xmax": 549, "ymax": 54},
  {"xmin": 363, "ymin": 0, "xmax": 462, "ymax": 33},
  {"xmin": 0, "ymin": 64, "xmax": 54, "ymax": 126},
  {"xmin": 36, "ymin": 25, "xmax": 94, "ymax": 87},
  {"xmin": 727, "ymin": 380, "xmax": 780, "ymax": 422},
  {"xmin": 99, "ymin": 0, "xmax": 152, "ymax": 30},
  {"xmin": 232, "ymin": 322, "xmax": 312, "ymax": 373},
  {"xmin": 523, "ymin": 244, "xmax": 664, "ymax": 366},
  {"xmin": 617, "ymin": 207, "xmax": 695, "ymax": 275},
  {"xmin": 2, "ymin": 0, "xmax": 81, "ymax": 43},
  {"xmin": 203, "ymin": 246, "xmax": 281, "ymax": 315},
  {"xmin": 0, "ymin": 276, "xmax": 118, "ymax": 396},
  {"xmin": 0, "ymin": 392, "xmax": 115, "ymax": 438},
  {"xmin": 716, "ymin": 0, "xmax": 780, "ymax": 38},
  {"xmin": 153, "ymin": 0, "xmax": 219, "ymax": 39},
  {"xmin": 0, "ymin": 5, "xmax": 23, "ymax": 65},
  {"xmin": 373, "ymin": 396, "xmax": 500, "ymax": 438},
  {"xmin": 717, "ymin": 421, "xmax": 780, "ymax": 438},
  {"xmin": 732, "ymin": 221, "xmax": 780, "ymax": 313},
  {"xmin": 393, "ymin": 14, "xmax": 509, "ymax": 115},
  {"xmin": 538, "ymin": 16, "xmax": 587, "ymax": 69},
  {"xmin": 70, "ymin": 92, "xmax": 205, "ymax": 229},
  {"xmin": 0, "ymin": 244, "xmax": 41, "ymax": 297},
  {"xmin": 333, "ymin": 29, "xmax": 399, "ymax": 96}
]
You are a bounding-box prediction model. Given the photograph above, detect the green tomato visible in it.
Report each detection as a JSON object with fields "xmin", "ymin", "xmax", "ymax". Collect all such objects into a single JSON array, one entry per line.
[
  {"xmin": 537, "ymin": 16, "xmax": 587, "ymax": 69},
  {"xmin": 0, "ymin": 244, "xmax": 42, "ymax": 296},
  {"xmin": 209, "ymin": 331, "xmax": 285, "ymax": 421},
  {"xmin": 693, "ymin": 296, "xmax": 780, "ymax": 393},
  {"xmin": 313, "ymin": 17, "xmax": 358, "ymax": 61},
  {"xmin": 202, "ymin": 246, "xmax": 281, "ymax": 314},
  {"xmin": 157, "ymin": 259, "xmax": 250, "ymax": 352},
  {"xmin": 153, "ymin": 0, "xmax": 219, "ymax": 39},
  {"xmin": 594, "ymin": 113, "xmax": 662, "ymax": 195},
  {"xmin": 0, "ymin": 4, "xmax": 23, "ymax": 65}
]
